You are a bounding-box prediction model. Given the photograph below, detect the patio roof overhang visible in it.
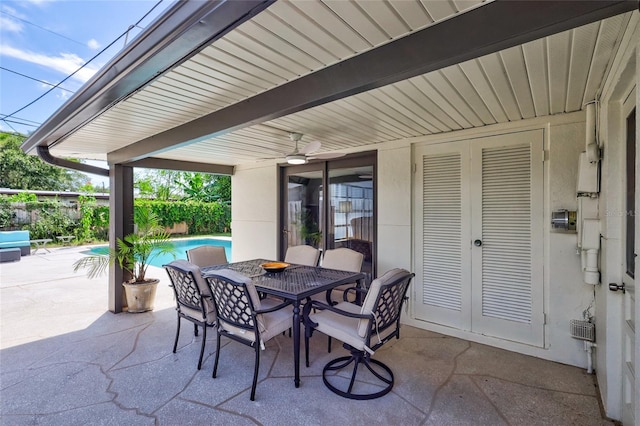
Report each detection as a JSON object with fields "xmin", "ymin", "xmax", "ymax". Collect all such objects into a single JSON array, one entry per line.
[{"xmin": 21, "ymin": 0, "xmax": 639, "ymax": 172}]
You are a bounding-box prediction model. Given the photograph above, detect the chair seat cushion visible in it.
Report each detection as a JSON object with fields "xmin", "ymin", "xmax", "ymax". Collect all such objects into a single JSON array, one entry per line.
[
  {"xmin": 220, "ymin": 303, "xmax": 292, "ymax": 346},
  {"xmin": 309, "ymin": 302, "xmax": 366, "ymax": 351},
  {"xmin": 310, "ymin": 301, "xmax": 399, "ymax": 351},
  {"xmin": 208, "ymin": 269, "xmax": 293, "ymax": 347},
  {"xmin": 179, "ymin": 299, "xmax": 216, "ymax": 325},
  {"xmin": 168, "ymin": 259, "xmax": 217, "ymax": 324}
]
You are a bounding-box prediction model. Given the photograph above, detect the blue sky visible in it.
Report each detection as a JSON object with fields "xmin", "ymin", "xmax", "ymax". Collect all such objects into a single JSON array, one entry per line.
[{"xmin": 0, "ymin": 0, "xmax": 172, "ymax": 186}]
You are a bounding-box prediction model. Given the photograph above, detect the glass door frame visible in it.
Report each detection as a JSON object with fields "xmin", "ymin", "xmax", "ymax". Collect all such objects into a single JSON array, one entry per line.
[{"xmin": 279, "ymin": 151, "xmax": 377, "ymax": 278}]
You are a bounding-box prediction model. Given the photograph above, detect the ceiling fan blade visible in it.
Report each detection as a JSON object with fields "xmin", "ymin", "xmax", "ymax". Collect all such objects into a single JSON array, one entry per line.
[
  {"xmin": 300, "ymin": 140, "xmax": 321, "ymax": 155},
  {"xmin": 307, "ymin": 152, "xmax": 346, "ymax": 160},
  {"xmin": 256, "ymin": 150, "xmax": 289, "ymax": 161}
]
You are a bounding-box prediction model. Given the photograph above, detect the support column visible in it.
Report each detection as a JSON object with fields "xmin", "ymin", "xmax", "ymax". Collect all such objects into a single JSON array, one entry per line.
[{"xmin": 109, "ymin": 164, "xmax": 134, "ymax": 313}]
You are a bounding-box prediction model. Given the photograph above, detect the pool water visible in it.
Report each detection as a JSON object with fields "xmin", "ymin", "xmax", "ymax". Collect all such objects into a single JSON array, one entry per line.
[{"xmin": 87, "ymin": 237, "xmax": 232, "ymax": 268}]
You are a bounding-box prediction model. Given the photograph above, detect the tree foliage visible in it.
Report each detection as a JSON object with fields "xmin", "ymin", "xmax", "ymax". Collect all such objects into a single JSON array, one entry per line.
[
  {"xmin": 208, "ymin": 175, "xmax": 231, "ymax": 204},
  {"xmin": 0, "ymin": 132, "xmax": 87, "ymax": 191},
  {"xmin": 175, "ymin": 173, "xmax": 231, "ymax": 203},
  {"xmin": 134, "ymin": 169, "xmax": 231, "ymax": 203},
  {"xmin": 134, "ymin": 169, "xmax": 181, "ymax": 200}
]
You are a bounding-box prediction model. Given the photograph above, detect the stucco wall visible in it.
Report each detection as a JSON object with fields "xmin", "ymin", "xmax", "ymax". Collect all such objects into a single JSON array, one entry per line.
[
  {"xmin": 377, "ymin": 145, "xmax": 412, "ymax": 274},
  {"xmin": 546, "ymin": 120, "xmax": 596, "ymax": 367},
  {"xmin": 231, "ymin": 164, "xmax": 278, "ymax": 262}
]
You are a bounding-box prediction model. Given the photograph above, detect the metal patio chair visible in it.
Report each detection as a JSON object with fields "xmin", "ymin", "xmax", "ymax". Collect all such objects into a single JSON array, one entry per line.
[
  {"xmin": 304, "ymin": 268, "xmax": 414, "ymax": 400},
  {"xmin": 284, "ymin": 244, "xmax": 321, "ymax": 266},
  {"xmin": 205, "ymin": 269, "xmax": 292, "ymax": 401},
  {"xmin": 164, "ymin": 260, "xmax": 217, "ymax": 370},
  {"xmin": 317, "ymin": 247, "xmax": 364, "ymax": 352},
  {"xmin": 186, "ymin": 245, "xmax": 228, "ymax": 268},
  {"xmin": 320, "ymin": 247, "xmax": 364, "ymax": 304}
]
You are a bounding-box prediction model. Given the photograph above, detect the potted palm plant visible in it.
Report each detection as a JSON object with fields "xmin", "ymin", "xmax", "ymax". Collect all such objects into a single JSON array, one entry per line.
[{"xmin": 73, "ymin": 208, "xmax": 177, "ymax": 312}]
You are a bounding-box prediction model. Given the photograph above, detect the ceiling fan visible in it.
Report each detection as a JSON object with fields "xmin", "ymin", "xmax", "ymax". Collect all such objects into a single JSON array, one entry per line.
[{"xmin": 282, "ymin": 132, "xmax": 345, "ymax": 165}]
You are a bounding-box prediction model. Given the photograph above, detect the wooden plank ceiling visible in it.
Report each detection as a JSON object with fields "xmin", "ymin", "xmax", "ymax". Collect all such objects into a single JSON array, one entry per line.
[{"xmin": 51, "ymin": 0, "xmax": 635, "ymax": 166}]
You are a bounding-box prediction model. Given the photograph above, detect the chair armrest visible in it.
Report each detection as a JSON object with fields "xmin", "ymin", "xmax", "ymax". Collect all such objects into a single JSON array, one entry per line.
[
  {"xmin": 342, "ymin": 286, "xmax": 367, "ymax": 302},
  {"xmin": 307, "ymin": 299, "xmax": 373, "ymax": 320},
  {"xmin": 254, "ymin": 299, "xmax": 292, "ymax": 314}
]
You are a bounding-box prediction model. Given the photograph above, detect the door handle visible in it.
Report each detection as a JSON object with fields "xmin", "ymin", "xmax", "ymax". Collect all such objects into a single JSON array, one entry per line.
[
  {"xmin": 608, "ymin": 283, "xmax": 626, "ymax": 294},
  {"xmin": 474, "ymin": 239, "xmax": 482, "ymax": 247}
]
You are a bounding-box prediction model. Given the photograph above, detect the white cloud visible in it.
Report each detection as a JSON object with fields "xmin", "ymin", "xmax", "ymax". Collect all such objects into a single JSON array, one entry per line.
[
  {"xmin": 1, "ymin": 4, "xmax": 26, "ymax": 19},
  {"xmin": 87, "ymin": 38, "xmax": 100, "ymax": 50},
  {"xmin": 39, "ymin": 79, "xmax": 79, "ymax": 94},
  {"xmin": 0, "ymin": 44, "xmax": 99, "ymax": 83},
  {"xmin": 57, "ymin": 89, "xmax": 71, "ymax": 101},
  {"xmin": 0, "ymin": 15, "xmax": 23, "ymax": 32},
  {"xmin": 24, "ymin": 0, "xmax": 56, "ymax": 5}
]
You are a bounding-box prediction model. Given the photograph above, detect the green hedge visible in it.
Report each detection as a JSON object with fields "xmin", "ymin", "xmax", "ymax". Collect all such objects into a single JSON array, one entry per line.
[{"xmin": 136, "ymin": 199, "xmax": 230, "ymax": 234}]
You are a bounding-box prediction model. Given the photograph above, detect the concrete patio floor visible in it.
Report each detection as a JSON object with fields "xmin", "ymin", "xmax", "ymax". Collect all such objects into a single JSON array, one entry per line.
[{"xmin": 1, "ymin": 247, "xmax": 614, "ymax": 425}]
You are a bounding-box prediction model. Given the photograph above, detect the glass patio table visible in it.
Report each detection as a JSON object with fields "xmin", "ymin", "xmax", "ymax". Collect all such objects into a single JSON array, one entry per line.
[{"xmin": 202, "ymin": 258, "xmax": 365, "ymax": 388}]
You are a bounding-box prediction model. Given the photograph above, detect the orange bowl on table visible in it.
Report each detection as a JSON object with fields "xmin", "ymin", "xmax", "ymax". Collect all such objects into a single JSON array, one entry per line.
[{"xmin": 260, "ymin": 262, "xmax": 290, "ymax": 273}]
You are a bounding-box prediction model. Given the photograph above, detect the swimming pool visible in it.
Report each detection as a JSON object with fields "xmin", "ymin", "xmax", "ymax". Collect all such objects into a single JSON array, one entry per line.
[{"xmin": 87, "ymin": 237, "xmax": 232, "ymax": 268}]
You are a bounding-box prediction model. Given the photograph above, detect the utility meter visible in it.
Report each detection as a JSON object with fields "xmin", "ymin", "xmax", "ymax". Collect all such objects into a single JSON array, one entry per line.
[{"xmin": 551, "ymin": 209, "xmax": 577, "ymax": 231}]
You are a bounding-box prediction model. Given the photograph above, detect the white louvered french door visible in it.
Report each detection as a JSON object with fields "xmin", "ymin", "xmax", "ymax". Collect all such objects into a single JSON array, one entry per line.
[
  {"xmin": 470, "ymin": 132, "xmax": 544, "ymax": 346},
  {"xmin": 415, "ymin": 130, "xmax": 544, "ymax": 347},
  {"xmin": 414, "ymin": 142, "xmax": 471, "ymax": 330}
]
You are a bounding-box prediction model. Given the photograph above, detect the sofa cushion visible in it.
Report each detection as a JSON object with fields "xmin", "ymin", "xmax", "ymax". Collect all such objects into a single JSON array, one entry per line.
[
  {"xmin": 0, "ymin": 241, "xmax": 30, "ymax": 248},
  {"xmin": 0, "ymin": 230, "xmax": 30, "ymax": 244}
]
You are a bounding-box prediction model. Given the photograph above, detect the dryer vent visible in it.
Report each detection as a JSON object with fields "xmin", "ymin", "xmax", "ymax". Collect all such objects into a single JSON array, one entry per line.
[{"xmin": 570, "ymin": 319, "xmax": 595, "ymax": 342}]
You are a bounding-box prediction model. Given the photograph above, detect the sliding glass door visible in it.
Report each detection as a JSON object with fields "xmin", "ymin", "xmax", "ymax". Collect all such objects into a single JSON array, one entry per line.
[
  {"xmin": 280, "ymin": 152, "xmax": 376, "ymax": 281},
  {"xmin": 282, "ymin": 165, "xmax": 324, "ymax": 251},
  {"xmin": 327, "ymin": 161, "xmax": 374, "ymax": 281}
]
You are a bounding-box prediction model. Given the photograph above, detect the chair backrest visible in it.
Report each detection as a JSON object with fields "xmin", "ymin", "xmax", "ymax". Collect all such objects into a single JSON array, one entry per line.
[
  {"xmin": 321, "ymin": 247, "xmax": 363, "ymax": 272},
  {"xmin": 284, "ymin": 245, "xmax": 321, "ymax": 266},
  {"xmin": 205, "ymin": 269, "xmax": 266, "ymax": 334},
  {"xmin": 186, "ymin": 245, "xmax": 228, "ymax": 268},
  {"xmin": 164, "ymin": 260, "xmax": 213, "ymax": 318},
  {"xmin": 358, "ymin": 269, "xmax": 414, "ymax": 340},
  {"xmin": 350, "ymin": 216, "xmax": 373, "ymax": 241}
]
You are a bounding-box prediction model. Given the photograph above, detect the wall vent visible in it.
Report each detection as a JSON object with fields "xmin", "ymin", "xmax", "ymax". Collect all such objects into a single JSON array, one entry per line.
[{"xmin": 570, "ymin": 319, "xmax": 595, "ymax": 342}]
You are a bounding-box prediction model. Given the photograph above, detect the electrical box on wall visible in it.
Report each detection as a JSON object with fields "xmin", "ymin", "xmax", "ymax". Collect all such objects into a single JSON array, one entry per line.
[
  {"xmin": 576, "ymin": 152, "xmax": 599, "ymax": 196},
  {"xmin": 551, "ymin": 209, "xmax": 577, "ymax": 232}
]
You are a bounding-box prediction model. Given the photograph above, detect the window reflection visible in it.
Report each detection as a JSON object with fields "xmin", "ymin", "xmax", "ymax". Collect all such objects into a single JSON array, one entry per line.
[
  {"xmin": 329, "ymin": 166, "xmax": 374, "ymax": 281},
  {"xmin": 287, "ymin": 171, "xmax": 323, "ymax": 250}
]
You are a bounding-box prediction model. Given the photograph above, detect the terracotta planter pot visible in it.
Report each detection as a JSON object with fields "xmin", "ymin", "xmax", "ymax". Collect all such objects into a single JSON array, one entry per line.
[{"xmin": 122, "ymin": 279, "xmax": 160, "ymax": 313}]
